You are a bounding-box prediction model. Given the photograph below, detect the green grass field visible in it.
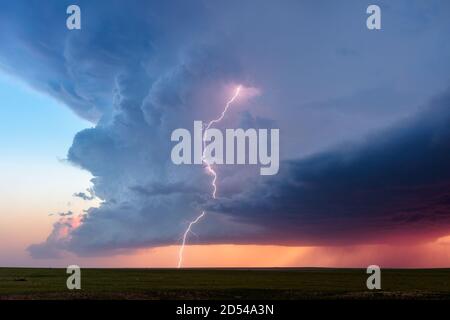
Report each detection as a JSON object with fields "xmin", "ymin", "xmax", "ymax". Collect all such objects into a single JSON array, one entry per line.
[{"xmin": 0, "ymin": 268, "xmax": 449, "ymax": 300}]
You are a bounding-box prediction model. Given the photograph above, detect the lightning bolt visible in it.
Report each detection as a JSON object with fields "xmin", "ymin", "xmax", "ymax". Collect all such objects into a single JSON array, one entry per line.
[
  {"xmin": 177, "ymin": 211, "xmax": 205, "ymax": 268},
  {"xmin": 203, "ymin": 85, "xmax": 242, "ymax": 199},
  {"xmin": 177, "ymin": 85, "xmax": 242, "ymax": 268}
]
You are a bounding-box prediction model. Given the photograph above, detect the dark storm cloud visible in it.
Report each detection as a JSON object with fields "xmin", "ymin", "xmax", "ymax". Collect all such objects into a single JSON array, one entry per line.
[
  {"xmin": 130, "ymin": 182, "xmax": 203, "ymax": 197},
  {"xmin": 73, "ymin": 188, "xmax": 95, "ymax": 201},
  {"xmin": 28, "ymin": 220, "xmax": 74, "ymax": 259},
  {"xmin": 49, "ymin": 211, "xmax": 74, "ymax": 217},
  {"xmin": 0, "ymin": 1, "xmax": 449, "ymax": 257},
  {"xmin": 0, "ymin": 0, "xmax": 206, "ymax": 122},
  {"xmin": 211, "ymin": 92, "xmax": 450, "ymax": 244}
]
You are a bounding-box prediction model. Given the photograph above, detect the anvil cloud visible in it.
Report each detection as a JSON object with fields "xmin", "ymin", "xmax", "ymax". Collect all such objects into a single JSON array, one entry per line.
[{"xmin": 0, "ymin": 1, "xmax": 449, "ymax": 258}]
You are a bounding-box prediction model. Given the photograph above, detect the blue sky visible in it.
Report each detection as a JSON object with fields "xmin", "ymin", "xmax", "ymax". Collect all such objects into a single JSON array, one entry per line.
[
  {"xmin": 0, "ymin": 71, "xmax": 94, "ymax": 265},
  {"xmin": 0, "ymin": 72, "xmax": 90, "ymax": 159}
]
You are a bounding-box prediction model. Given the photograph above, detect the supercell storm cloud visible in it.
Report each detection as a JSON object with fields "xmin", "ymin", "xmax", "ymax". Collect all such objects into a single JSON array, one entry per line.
[{"xmin": 0, "ymin": 1, "xmax": 449, "ymax": 258}]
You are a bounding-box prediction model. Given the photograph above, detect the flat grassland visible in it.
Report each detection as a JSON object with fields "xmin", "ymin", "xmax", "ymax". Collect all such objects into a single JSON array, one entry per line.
[{"xmin": 0, "ymin": 268, "xmax": 449, "ymax": 300}]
